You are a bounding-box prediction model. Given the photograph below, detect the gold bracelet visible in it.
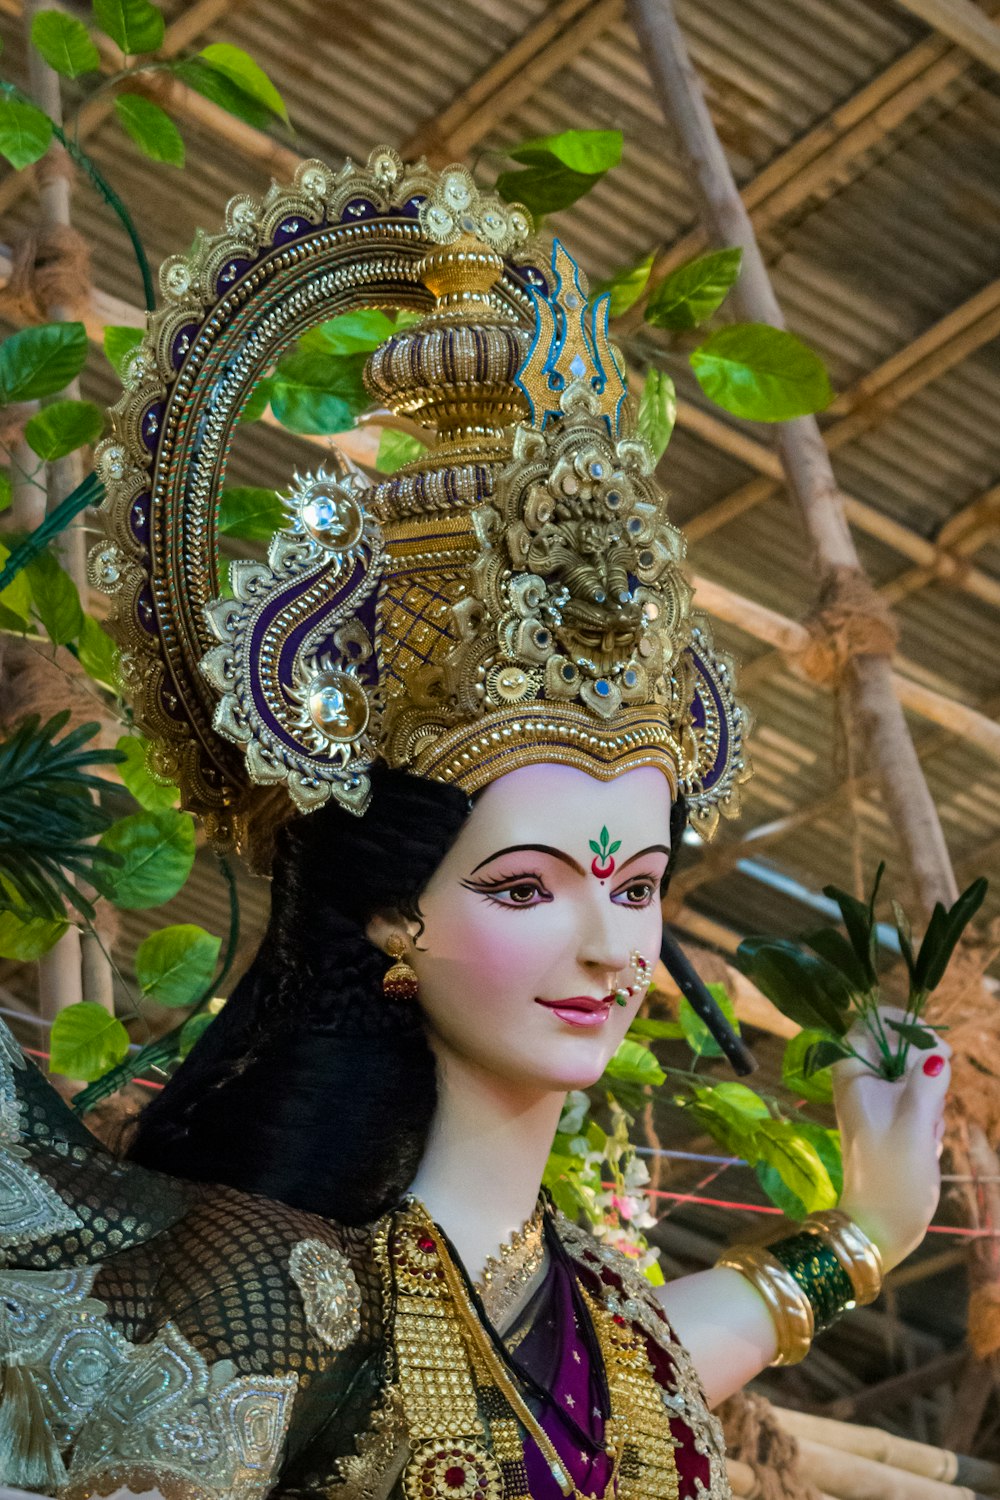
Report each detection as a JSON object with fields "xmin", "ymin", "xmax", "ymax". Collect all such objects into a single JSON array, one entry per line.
[
  {"xmin": 802, "ymin": 1209, "xmax": 884, "ymax": 1306},
  {"xmin": 716, "ymin": 1245, "xmax": 815, "ymax": 1366}
]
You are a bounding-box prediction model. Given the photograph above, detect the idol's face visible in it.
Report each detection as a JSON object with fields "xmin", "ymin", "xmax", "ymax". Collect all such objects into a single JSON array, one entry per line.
[{"xmin": 401, "ymin": 763, "xmax": 671, "ymax": 1094}]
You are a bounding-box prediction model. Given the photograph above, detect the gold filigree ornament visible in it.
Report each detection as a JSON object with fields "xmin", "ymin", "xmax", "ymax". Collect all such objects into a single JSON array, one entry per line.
[{"xmin": 92, "ymin": 146, "xmax": 750, "ymax": 862}]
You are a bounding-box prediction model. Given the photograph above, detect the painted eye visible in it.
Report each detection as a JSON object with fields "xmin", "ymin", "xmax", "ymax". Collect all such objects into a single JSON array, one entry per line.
[
  {"xmin": 613, "ymin": 879, "xmax": 655, "ymax": 907},
  {"xmin": 506, "ymin": 883, "xmax": 541, "ymax": 905}
]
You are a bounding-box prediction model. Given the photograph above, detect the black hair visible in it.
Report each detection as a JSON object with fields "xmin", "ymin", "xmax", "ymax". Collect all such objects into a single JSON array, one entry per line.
[
  {"xmin": 128, "ymin": 766, "xmax": 471, "ymax": 1224},
  {"xmin": 128, "ymin": 768, "xmax": 688, "ymax": 1225}
]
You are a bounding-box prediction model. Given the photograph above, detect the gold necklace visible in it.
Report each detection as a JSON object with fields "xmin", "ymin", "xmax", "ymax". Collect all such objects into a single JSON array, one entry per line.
[
  {"xmin": 384, "ymin": 1199, "xmax": 679, "ymax": 1500},
  {"xmin": 475, "ymin": 1205, "xmax": 545, "ymax": 1329}
]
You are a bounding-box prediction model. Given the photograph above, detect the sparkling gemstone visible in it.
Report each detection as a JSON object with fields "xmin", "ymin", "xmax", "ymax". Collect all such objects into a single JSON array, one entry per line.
[
  {"xmin": 444, "ymin": 1466, "xmax": 466, "ymax": 1488},
  {"xmin": 417, "ymin": 1235, "xmax": 435, "ymax": 1252},
  {"xmin": 569, "ymin": 353, "xmax": 586, "ymax": 377},
  {"xmin": 595, "ymin": 680, "xmax": 610, "ymax": 696}
]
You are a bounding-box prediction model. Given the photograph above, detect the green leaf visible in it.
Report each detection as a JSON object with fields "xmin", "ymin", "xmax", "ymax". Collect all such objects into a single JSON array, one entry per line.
[
  {"xmin": 91, "ymin": 0, "xmax": 164, "ymax": 55},
  {"xmin": 754, "ymin": 1118, "xmax": 837, "ymax": 1217},
  {"xmin": 637, "ymin": 368, "xmax": 676, "ymax": 462},
  {"xmin": 0, "ymin": 470, "xmax": 11, "ymax": 514},
  {"xmin": 25, "ymin": 399, "xmax": 103, "ymax": 461},
  {"xmin": 679, "ymin": 982, "xmax": 739, "ymax": 1059},
  {"xmin": 0, "ymin": 322, "xmax": 88, "ymax": 405},
  {"xmin": 602, "ymin": 1037, "xmax": 665, "ymax": 1088},
  {"xmin": 114, "ymin": 93, "xmax": 184, "ymax": 166},
  {"xmin": 645, "ymin": 248, "xmax": 743, "ymax": 332},
  {"xmin": 25, "ymin": 551, "xmax": 84, "ymax": 646},
  {"xmin": 626, "ymin": 1015, "xmax": 684, "ymax": 1040},
  {"xmin": 892, "ymin": 899, "xmax": 916, "ymax": 986},
  {"xmin": 94, "ymin": 808, "xmax": 195, "ymax": 909},
  {"xmin": 781, "ymin": 1028, "xmax": 835, "ymax": 1104},
  {"xmin": 884, "ymin": 1018, "xmax": 937, "ymax": 1050},
  {"xmin": 179, "ymin": 1008, "xmax": 215, "ymax": 1058},
  {"xmin": 135, "ymin": 923, "xmax": 221, "ymax": 1007},
  {"xmin": 0, "ymin": 907, "xmax": 67, "ymax": 959},
  {"xmin": 375, "ymin": 429, "xmax": 427, "ymax": 474},
  {"xmin": 592, "ymin": 252, "xmax": 654, "ymax": 318},
  {"xmin": 49, "ymin": 1000, "xmax": 131, "ymax": 1081},
  {"xmin": 803, "ymin": 926, "xmax": 869, "ymax": 993},
  {"xmin": 508, "ymin": 128, "xmax": 622, "ymax": 176},
  {"xmin": 0, "ymin": 541, "xmax": 33, "ymax": 627},
  {"xmin": 915, "ymin": 877, "xmax": 989, "ymax": 991},
  {"xmin": 690, "ymin": 324, "xmax": 834, "ymax": 423},
  {"xmin": 821, "ymin": 881, "xmax": 878, "ymax": 988},
  {"xmin": 735, "ymin": 937, "xmax": 853, "ymax": 1035},
  {"xmin": 103, "ymin": 325, "xmax": 144, "ymax": 377},
  {"xmin": 807, "ymin": 1037, "xmax": 852, "ymax": 1071},
  {"xmin": 173, "ymin": 57, "xmax": 276, "ymax": 130},
  {"xmin": 218, "ymin": 485, "xmax": 285, "ymax": 543},
  {"xmin": 0, "ymin": 97, "xmax": 53, "ymax": 170},
  {"xmin": 30, "ymin": 11, "xmax": 100, "ymax": 77},
  {"xmin": 76, "ymin": 614, "xmax": 119, "ymax": 690},
  {"xmin": 114, "ymin": 734, "xmax": 178, "ymax": 811},
  {"xmin": 678, "ymin": 1080, "xmax": 769, "ymax": 1161},
  {"xmin": 196, "ymin": 43, "xmax": 288, "ymax": 123},
  {"xmin": 269, "ymin": 350, "xmax": 370, "ymax": 436},
  {"xmin": 495, "ymin": 163, "xmax": 600, "ymax": 219},
  {"xmin": 239, "ymin": 378, "xmax": 273, "ymax": 424}
]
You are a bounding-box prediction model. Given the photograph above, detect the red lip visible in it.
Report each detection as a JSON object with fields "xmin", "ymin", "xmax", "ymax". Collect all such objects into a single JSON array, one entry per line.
[{"xmin": 536, "ymin": 994, "xmax": 613, "ymax": 1012}]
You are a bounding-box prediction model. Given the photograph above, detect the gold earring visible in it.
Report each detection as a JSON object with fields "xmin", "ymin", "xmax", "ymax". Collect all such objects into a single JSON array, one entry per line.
[{"xmin": 383, "ymin": 934, "xmax": 419, "ymax": 1002}]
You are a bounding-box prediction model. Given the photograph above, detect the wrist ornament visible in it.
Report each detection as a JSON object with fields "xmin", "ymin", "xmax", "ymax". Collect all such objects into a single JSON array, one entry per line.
[{"xmin": 715, "ymin": 1209, "xmax": 883, "ymax": 1367}]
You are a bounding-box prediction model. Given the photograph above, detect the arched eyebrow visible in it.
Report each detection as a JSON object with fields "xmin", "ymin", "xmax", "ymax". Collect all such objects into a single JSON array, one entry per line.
[
  {"xmin": 616, "ymin": 844, "xmax": 671, "ymax": 869},
  {"xmin": 468, "ymin": 842, "xmax": 671, "ymax": 877},
  {"xmin": 469, "ymin": 844, "xmax": 585, "ymax": 876}
]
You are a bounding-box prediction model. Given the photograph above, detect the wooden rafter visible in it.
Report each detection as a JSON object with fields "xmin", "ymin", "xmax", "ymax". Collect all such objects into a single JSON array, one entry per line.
[
  {"xmin": 403, "ymin": 0, "xmax": 622, "ymax": 163},
  {"xmin": 678, "ymin": 276, "xmax": 1000, "ymax": 566},
  {"xmin": 617, "ymin": 1, "xmax": 1000, "ymax": 333},
  {"xmin": 893, "ymin": 0, "xmax": 1000, "ymax": 75}
]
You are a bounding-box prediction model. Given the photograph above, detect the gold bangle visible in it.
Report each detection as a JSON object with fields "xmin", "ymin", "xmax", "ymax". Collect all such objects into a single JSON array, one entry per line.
[
  {"xmin": 802, "ymin": 1210, "xmax": 884, "ymax": 1307},
  {"xmin": 716, "ymin": 1245, "xmax": 815, "ymax": 1366}
]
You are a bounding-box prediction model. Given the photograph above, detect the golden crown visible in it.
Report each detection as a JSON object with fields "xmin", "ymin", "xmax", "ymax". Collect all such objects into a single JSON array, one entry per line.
[{"xmin": 91, "ymin": 149, "xmax": 749, "ymax": 857}]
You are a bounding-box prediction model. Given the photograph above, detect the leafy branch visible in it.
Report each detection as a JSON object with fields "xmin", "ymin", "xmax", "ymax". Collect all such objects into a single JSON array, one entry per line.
[{"xmin": 735, "ymin": 862, "xmax": 988, "ymax": 1082}]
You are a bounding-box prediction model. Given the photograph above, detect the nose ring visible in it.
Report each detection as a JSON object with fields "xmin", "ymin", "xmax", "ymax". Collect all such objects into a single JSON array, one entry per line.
[{"xmin": 614, "ymin": 951, "xmax": 653, "ymax": 1006}]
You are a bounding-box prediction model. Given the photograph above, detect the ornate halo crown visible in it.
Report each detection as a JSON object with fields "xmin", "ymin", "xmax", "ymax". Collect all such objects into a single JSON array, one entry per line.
[{"xmin": 92, "ymin": 148, "xmax": 749, "ymax": 859}]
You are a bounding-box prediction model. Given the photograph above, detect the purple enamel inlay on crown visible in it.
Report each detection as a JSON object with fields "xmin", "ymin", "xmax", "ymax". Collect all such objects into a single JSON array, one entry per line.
[
  {"xmin": 246, "ymin": 553, "xmax": 377, "ymax": 756},
  {"xmin": 402, "ymin": 195, "xmax": 426, "ymax": 216},
  {"xmin": 141, "ymin": 403, "xmax": 165, "ymax": 451},
  {"xmin": 271, "ymin": 215, "xmax": 312, "ymax": 247},
  {"xmin": 340, "ymin": 197, "xmax": 377, "ymax": 222},
  {"xmin": 135, "ymin": 584, "xmax": 157, "ymax": 635},
  {"xmin": 129, "ymin": 492, "xmax": 151, "ymax": 549},
  {"xmin": 512, "ymin": 263, "xmax": 549, "ymax": 296},
  {"xmin": 171, "ymin": 322, "xmax": 200, "ymax": 371},
  {"xmin": 686, "ymin": 645, "xmax": 730, "ymax": 791},
  {"xmin": 215, "ymin": 257, "xmax": 254, "ymax": 295}
]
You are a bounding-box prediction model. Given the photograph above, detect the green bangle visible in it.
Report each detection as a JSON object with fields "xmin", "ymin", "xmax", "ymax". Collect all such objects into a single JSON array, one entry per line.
[{"xmin": 769, "ymin": 1232, "xmax": 856, "ymax": 1334}]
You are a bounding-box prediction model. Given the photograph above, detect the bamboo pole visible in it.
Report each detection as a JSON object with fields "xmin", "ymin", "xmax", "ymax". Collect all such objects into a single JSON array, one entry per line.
[
  {"xmin": 626, "ymin": 0, "xmax": 959, "ymax": 917},
  {"xmin": 892, "ymin": 0, "xmax": 1000, "ymax": 75},
  {"xmin": 772, "ymin": 1408, "xmax": 1000, "ymax": 1495}
]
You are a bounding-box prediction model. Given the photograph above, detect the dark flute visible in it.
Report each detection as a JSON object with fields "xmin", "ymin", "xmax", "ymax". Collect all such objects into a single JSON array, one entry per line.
[{"xmin": 659, "ymin": 928, "xmax": 758, "ymax": 1076}]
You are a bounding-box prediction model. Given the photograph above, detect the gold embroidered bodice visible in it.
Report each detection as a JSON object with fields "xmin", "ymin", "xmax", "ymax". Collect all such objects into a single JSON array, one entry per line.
[{"xmin": 0, "ymin": 1021, "xmax": 730, "ymax": 1500}]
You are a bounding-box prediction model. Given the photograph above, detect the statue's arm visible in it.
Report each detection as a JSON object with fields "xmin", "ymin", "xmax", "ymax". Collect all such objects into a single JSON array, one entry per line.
[{"xmin": 653, "ymin": 1007, "xmax": 950, "ymax": 1407}]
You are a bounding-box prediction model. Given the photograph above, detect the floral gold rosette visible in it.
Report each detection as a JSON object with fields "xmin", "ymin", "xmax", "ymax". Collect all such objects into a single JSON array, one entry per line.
[{"xmin": 91, "ymin": 147, "xmax": 749, "ymax": 858}]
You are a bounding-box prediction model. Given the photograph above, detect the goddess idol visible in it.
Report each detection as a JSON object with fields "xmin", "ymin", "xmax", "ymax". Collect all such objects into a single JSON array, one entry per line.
[{"xmin": 0, "ymin": 150, "xmax": 948, "ymax": 1500}]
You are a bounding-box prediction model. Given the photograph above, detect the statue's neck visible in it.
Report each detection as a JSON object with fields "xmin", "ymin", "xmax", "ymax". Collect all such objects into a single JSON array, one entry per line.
[{"xmin": 406, "ymin": 1044, "xmax": 564, "ymax": 1283}]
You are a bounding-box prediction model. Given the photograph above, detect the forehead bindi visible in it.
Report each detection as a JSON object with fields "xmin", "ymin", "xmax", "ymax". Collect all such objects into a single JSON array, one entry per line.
[{"xmin": 468, "ymin": 763, "xmax": 672, "ymax": 857}]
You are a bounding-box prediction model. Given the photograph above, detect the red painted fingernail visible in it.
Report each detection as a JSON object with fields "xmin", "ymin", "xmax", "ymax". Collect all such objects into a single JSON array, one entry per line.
[{"xmin": 923, "ymin": 1055, "xmax": 945, "ymax": 1077}]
